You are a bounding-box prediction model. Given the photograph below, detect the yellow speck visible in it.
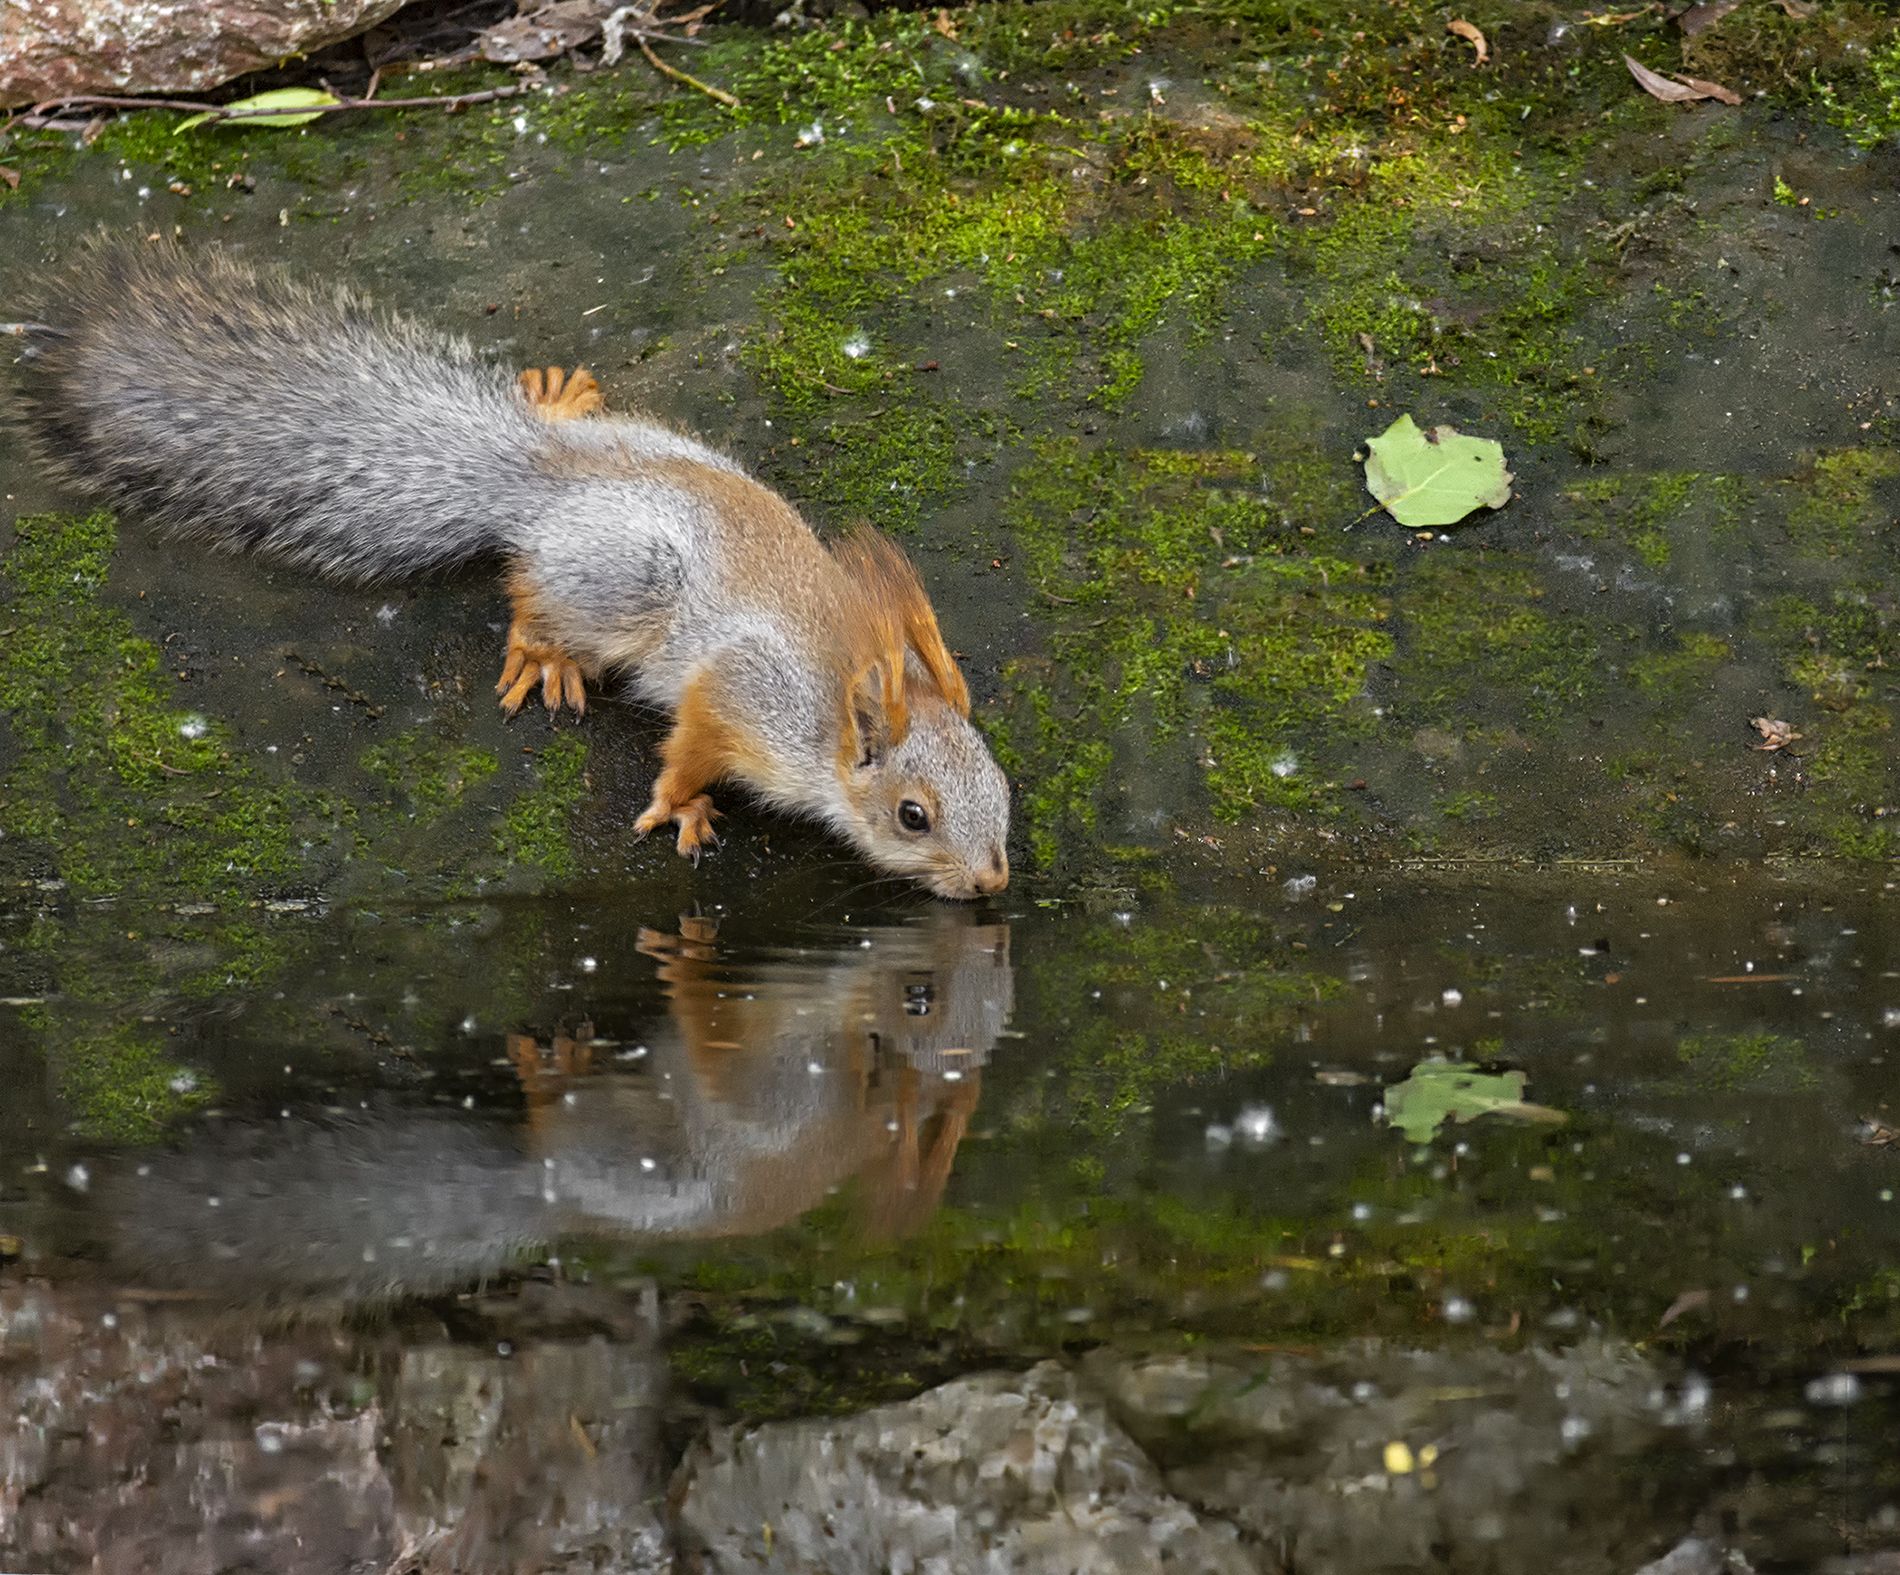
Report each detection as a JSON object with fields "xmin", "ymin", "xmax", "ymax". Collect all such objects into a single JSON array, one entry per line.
[{"xmin": 1384, "ymin": 1441, "xmax": 1415, "ymax": 1475}]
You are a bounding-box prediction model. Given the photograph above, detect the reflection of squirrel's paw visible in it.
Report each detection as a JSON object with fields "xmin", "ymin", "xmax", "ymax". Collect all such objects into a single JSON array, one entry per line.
[
  {"xmin": 635, "ymin": 793, "xmax": 722, "ymax": 863},
  {"xmin": 518, "ymin": 364, "xmax": 603, "ymax": 421},
  {"xmin": 496, "ymin": 626, "xmax": 587, "ymax": 717}
]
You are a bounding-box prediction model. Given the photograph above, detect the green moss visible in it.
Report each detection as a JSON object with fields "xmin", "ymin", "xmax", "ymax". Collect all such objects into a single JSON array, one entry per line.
[
  {"xmin": 1787, "ymin": 449, "xmax": 1900, "ymax": 549},
  {"xmin": 497, "ymin": 732, "xmax": 590, "ymax": 876},
  {"xmin": 0, "ymin": 512, "xmax": 329, "ymax": 899},
  {"xmin": 51, "ymin": 1021, "xmax": 217, "ymax": 1142},
  {"xmin": 1676, "ymin": 1030, "xmax": 1816, "ymax": 1095},
  {"xmin": 1630, "ymin": 632, "xmax": 1730, "ymax": 700},
  {"xmin": 1291, "ymin": 140, "xmax": 1599, "ymax": 446},
  {"xmin": 994, "ymin": 441, "xmax": 1390, "ymax": 863},
  {"xmin": 362, "ymin": 730, "xmax": 501, "ymax": 822},
  {"xmin": 1399, "ymin": 555, "xmax": 1605, "ymax": 728}
]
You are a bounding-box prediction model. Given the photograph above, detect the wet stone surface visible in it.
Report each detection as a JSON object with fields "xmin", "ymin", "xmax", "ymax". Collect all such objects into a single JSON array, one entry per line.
[{"xmin": 4, "ymin": 1, "xmax": 1900, "ymax": 1569}]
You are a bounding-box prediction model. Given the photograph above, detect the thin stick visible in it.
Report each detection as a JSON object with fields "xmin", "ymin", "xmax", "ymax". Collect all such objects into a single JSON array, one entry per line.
[
  {"xmin": 638, "ymin": 37, "xmax": 739, "ymax": 108},
  {"xmin": 20, "ymin": 84, "xmax": 524, "ymax": 127}
]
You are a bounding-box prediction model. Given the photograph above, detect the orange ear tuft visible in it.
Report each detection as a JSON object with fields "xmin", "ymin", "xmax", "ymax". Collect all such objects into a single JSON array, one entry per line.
[{"xmin": 832, "ymin": 527, "xmax": 971, "ymax": 717}]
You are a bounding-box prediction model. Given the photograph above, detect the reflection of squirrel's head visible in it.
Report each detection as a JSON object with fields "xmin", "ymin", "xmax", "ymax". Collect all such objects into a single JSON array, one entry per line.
[
  {"xmin": 827, "ymin": 530, "xmax": 1011, "ymax": 901},
  {"xmin": 846, "ymin": 916, "xmax": 1013, "ymax": 1075}
]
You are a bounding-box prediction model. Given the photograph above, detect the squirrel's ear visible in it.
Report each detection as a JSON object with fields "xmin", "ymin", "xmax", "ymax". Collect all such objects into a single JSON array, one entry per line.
[{"xmin": 845, "ymin": 657, "xmax": 911, "ymax": 769}]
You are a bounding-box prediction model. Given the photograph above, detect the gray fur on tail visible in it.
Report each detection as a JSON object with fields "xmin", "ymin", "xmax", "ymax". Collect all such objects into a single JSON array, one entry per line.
[{"xmin": 10, "ymin": 242, "xmax": 554, "ymax": 582}]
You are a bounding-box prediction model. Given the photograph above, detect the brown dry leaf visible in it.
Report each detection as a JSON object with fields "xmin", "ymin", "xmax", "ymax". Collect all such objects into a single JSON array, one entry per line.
[
  {"xmin": 1673, "ymin": 71, "xmax": 1743, "ymax": 105},
  {"xmin": 1749, "ymin": 716, "xmax": 1802, "ymax": 752},
  {"xmin": 1775, "ymin": 0, "xmax": 1818, "ymax": 14},
  {"xmin": 479, "ymin": 0, "xmax": 609, "ymax": 65},
  {"xmin": 932, "ymin": 8, "xmax": 959, "ymax": 39},
  {"xmin": 1624, "ymin": 53, "xmax": 1742, "ymax": 106},
  {"xmin": 0, "ymin": 165, "xmax": 18, "ymax": 191},
  {"xmin": 1860, "ymin": 1117, "xmax": 1900, "ymax": 1147},
  {"xmin": 1658, "ymin": 1287, "xmax": 1710, "ymax": 1329},
  {"xmin": 1447, "ymin": 19, "xmax": 1489, "ymax": 64},
  {"xmin": 1675, "ymin": 0, "xmax": 1743, "ymax": 36}
]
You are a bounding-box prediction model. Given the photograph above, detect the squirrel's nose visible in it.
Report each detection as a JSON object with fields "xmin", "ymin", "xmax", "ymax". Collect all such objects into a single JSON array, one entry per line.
[{"xmin": 972, "ymin": 849, "xmax": 1009, "ymax": 895}]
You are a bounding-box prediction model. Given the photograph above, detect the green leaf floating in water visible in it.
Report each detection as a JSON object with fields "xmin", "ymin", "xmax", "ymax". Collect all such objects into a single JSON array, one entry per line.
[
  {"xmin": 176, "ymin": 89, "xmax": 342, "ymax": 133},
  {"xmin": 1381, "ymin": 1060, "xmax": 1565, "ymax": 1145},
  {"xmin": 1363, "ymin": 414, "xmax": 1514, "ymax": 528}
]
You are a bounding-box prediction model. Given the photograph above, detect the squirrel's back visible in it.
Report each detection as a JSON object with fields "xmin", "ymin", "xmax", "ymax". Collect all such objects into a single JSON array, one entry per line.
[{"xmin": 12, "ymin": 243, "xmax": 560, "ymax": 581}]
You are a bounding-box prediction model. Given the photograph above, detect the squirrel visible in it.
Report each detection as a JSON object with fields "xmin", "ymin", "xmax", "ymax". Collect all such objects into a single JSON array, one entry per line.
[{"xmin": 7, "ymin": 243, "xmax": 1010, "ymax": 900}]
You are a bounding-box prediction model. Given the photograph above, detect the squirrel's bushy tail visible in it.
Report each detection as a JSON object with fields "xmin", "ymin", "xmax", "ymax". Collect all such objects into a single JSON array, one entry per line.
[{"xmin": 11, "ymin": 243, "xmax": 550, "ymax": 582}]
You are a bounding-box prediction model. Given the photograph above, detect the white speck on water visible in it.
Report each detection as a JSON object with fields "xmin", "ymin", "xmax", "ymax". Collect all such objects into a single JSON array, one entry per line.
[
  {"xmin": 1677, "ymin": 1152, "xmax": 1692, "ymax": 1166},
  {"xmin": 168, "ymin": 1071, "xmax": 197, "ymax": 1094},
  {"xmin": 1729, "ymin": 1184, "xmax": 1747, "ymax": 1200},
  {"xmin": 376, "ymin": 603, "xmax": 400, "ymax": 625},
  {"xmin": 1270, "ymin": 751, "xmax": 1299, "ymax": 779},
  {"xmin": 1205, "ymin": 1122, "xmax": 1233, "ymax": 1148},
  {"xmin": 461, "ymin": 1016, "xmax": 477, "ymax": 1034},
  {"xmin": 1883, "ymin": 1007, "xmax": 1900, "ymax": 1028},
  {"xmin": 640, "ymin": 1157, "xmax": 657, "ymax": 1172},
  {"xmin": 1442, "ymin": 988, "xmax": 1463, "ymax": 1007},
  {"xmin": 1442, "ymin": 1295, "xmax": 1474, "ymax": 1323},
  {"xmin": 1560, "ymin": 1415, "xmax": 1592, "ymax": 1446},
  {"xmin": 1352, "ymin": 1202, "xmax": 1373, "ymax": 1221},
  {"xmin": 1806, "ymin": 1372, "xmax": 1862, "ymax": 1407},
  {"xmin": 513, "ymin": 115, "xmax": 528, "ymax": 134},
  {"xmin": 177, "ymin": 714, "xmax": 209, "ymax": 740},
  {"xmin": 580, "ymin": 956, "xmax": 598, "ymax": 972},
  {"xmin": 65, "ymin": 1163, "xmax": 90, "ymax": 1192},
  {"xmin": 1237, "ymin": 1104, "xmax": 1277, "ymax": 1145},
  {"xmin": 1284, "ymin": 874, "xmax": 1317, "ymax": 898},
  {"xmin": 808, "ymin": 1060, "xmax": 825, "ymax": 1075},
  {"xmin": 842, "ymin": 331, "xmax": 871, "ymax": 359}
]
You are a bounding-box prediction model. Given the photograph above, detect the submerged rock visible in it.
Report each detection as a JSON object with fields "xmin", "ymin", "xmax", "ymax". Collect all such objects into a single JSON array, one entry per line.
[{"xmin": 1, "ymin": 0, "xmax": 404, "ymax": 107}]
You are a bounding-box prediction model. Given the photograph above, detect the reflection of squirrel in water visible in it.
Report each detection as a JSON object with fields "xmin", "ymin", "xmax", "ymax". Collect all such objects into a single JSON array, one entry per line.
[
  {"xmin": 77, "ymin": 912, "xmax": 1013, "ymax": 1307},
  {"xmin": 10, "ymin": 244, "xmax": 1009, "ymax": 898}
]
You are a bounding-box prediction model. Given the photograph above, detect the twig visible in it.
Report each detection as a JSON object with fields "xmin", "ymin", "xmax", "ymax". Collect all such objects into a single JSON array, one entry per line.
[
  {"xmin": 20, "ymin": 84, "xmax": 524, "ymax": 128},
  {"xmin": 637, "ymin": 37, "xmax": 738, "ymax": 107}
]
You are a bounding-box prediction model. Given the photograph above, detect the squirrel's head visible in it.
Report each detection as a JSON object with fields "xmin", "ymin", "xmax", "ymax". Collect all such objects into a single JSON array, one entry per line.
[
  {"xmin": 830, "ymin": 531, "xmax": 1011, "ymax": 901},
  {"xmin": 842, "ymin": 682, "xmax": 1011, "ymax": 901}
]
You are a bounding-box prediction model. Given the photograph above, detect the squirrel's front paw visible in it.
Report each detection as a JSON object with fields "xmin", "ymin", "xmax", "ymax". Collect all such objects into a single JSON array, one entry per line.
[
  {"xmin": 496, "ymin": 633, "xmax": 587, "ymax": 717},
  {"xmin": 634, "ymin": 793, "xmax": 722, "ymax": 864}
]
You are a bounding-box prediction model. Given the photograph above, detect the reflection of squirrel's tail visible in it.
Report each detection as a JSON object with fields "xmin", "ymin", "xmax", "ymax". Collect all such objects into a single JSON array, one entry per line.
[
  {"xmin": 96, "ymin": 1114, "xmax": 555, "ymax": 1307},
  {"xmin": 12, "ymin": 242, "xmax": 557, "ymax": 583}
]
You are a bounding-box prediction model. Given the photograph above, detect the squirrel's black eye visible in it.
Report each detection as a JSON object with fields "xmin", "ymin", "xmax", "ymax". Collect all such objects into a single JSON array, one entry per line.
[{"xmin": 898, "ymin": 800, "xmax": 931, "ymax": 834}]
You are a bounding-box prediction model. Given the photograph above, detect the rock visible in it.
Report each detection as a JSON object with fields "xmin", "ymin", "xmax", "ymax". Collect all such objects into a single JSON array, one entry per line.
[
  {"xmin": 1086, "ymin": 1342, "xmax": 1692, "ymax": 1575},
  {"xmin": 1, "ymin": 0, "xmax": 408, "ymax": 108},
  {"xmin": 674, "ymin": 1359, "xmax": 1263, "ymax": 1573}
]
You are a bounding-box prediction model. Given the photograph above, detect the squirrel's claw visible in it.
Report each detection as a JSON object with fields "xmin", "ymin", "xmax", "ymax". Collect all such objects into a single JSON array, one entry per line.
[
  {"xmin": 519, "ymin": 365, "xmax": 604, "ymax": 422},
  {"xmin": 635, "ymin": 792, "xmax": 722, "ymax": 862},
  {"xmin": 495, "ymin": 635, "xmax": 587, "ymax": 719}
]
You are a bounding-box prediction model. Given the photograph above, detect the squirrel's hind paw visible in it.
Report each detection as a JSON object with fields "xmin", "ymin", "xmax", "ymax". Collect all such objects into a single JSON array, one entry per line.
[
  {"xmin": 519, "ymin": 365, "xmax": 603, "ymax": 422},
  {"xmin": 496, "ymin": 636, "xmax": 588, "ymax": 717},
  {"xmin": 635, "ymin": 793, "xmax": 722, "ymax": 863}
]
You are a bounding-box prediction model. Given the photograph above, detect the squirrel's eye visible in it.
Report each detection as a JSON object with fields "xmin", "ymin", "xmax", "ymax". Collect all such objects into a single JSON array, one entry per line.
[{"xmin": 898, "ymin": 800, "xmax": 931, "ymax": 834}]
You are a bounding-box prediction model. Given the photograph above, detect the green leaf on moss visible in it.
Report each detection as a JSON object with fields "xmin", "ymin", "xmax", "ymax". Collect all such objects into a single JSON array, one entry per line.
[{"xmin": 1363, "ymin": 414, "xmax": 1513, "ymax": 528}]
